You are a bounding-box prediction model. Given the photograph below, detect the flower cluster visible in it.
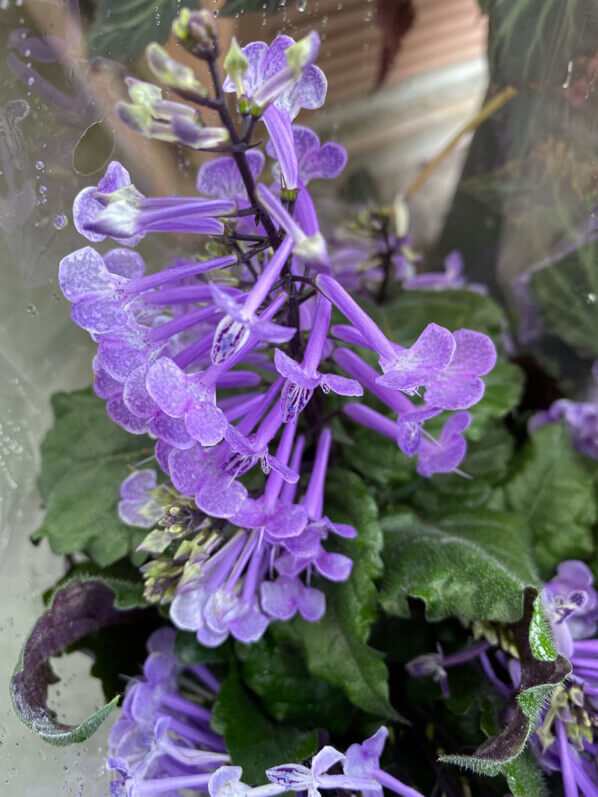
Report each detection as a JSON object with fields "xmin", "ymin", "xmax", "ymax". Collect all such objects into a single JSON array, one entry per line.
[
  {"xmin": 407, "ymin": 560, "xmax": 598, "ymax": 796},
  {"xmin": 530, "ymin": 361, "xmax": 598, "ymax": 459},
  {"xmin": 107, "ymin": 629, "xmax": 423, "ymax": 797},
  {"xmin": 59, "ymin": 11, "xmax": 496, "ymax": 645}
]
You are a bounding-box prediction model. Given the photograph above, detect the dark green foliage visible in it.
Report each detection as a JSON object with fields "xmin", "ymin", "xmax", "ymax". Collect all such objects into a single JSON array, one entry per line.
[
  {"xmin": 34, "ymin": 389, "xmax": 154, "ymax": 566},
  {"xmin": 211, "ymin": 665, "xmax": 317, "ymax": 783}
]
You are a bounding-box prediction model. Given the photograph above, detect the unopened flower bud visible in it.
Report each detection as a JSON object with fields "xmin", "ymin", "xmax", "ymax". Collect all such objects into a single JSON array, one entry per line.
[
  {"xmin": 223, "ymin": 37, "xmax": 249, "ymax": 98},
  {"xmin": 146, "ymin": 43, "xmax": 207, "ymax": 98},
  {"xmin": 285, "ymin": 31, "xmax": 320, "ymax": 76},
  {"xmin": 173, "ymin": 9, "xmax": 217, "ymax": 47}
]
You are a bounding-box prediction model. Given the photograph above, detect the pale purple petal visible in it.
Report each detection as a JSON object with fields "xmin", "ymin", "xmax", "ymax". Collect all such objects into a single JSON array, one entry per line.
[
  {"xmin": 71, "ymin": 297, "xmax": 128, "ymax": 335},
  {"xmin": 123, "ymin": 364, "xmax": 157, "ymax": 418},
  {"xmin": 228, "ymin": 603, "xmax": 269, "ymax": 643},
  {"xmin": 107, "ymin": 396, "xmax": 149, "ymax": 434},
  {"xmin": 58, "ymin": 246, "xmax": 114, "ymax": 301},
  {"xmin": 260, "ymin": 577, "xmax": 299, "ymax": 620},
  {"xmin": 168, "ymin": 445, "xmax": 206, "ymax": 494},
  {"xmin": 449, "ymin": 329, "xmax": 497, "ymax": 376},
  {"xmin": 170, "ymin": 589, "xmax": 206, "ymax": 631},
  {"xmin": 148, "ymin": 412, "xmax": 195, "ymax": 449},
  {"xmin": 185, "ymin": 402, "xmax": 227, "ymax": 446},
  {"xmin": 315, "ymin": 551, "xmax": 352, "ymax": 581},
  {"xmin": 277, "ymin": 64, "xmax": 327, "ymax": 120},
  {"xmin": 297, "ymin": 584, "xmax": 325, "ymax": 621},
  {"xmin": 103, "ymin": 248, "xmax": 145, "ymax": 279},
  {"xmin": 424, "ymin": 374, "xmax": 485, "ymax": 410},
  {"xmin": 320, "ymin": 373, "xmax": 363, "ymax": 397},
  {"xmin": 302, "ymin": 141, "xmax": 347, "ymax": 183},
  {"xmin": 312, "ymin": 746, "xmax": 344, "ymax": 777},
  {"xmin": 196, "ymin": 473, "xmax": 248, "ymax": 519},
  {"xmin": 197, "ymin": 151, "xmax": 265, "ymax": 200},
  {"xmin": 267, "ymin": 504, "xmax": 308, "ymax": 540},
  {"xmin": 146, "ymin": 357, "xmax": 189, "ymax": 417}
]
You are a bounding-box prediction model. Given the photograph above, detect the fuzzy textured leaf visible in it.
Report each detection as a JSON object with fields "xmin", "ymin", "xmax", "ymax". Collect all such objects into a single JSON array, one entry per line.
[
  {"xmin": 34, "ymin": 388, "xmax": 154, "ymax": 566},
  {"xmin": 236, "ymin": 637, "xmax": 352, "ymax": 733},
  {"xmin": 380, "ymin": 508, "xmax": 539, "ymax": 623},
  {"xmin": 505, "ymin": 423, "xmax": 596, "ymax": 577},
  {"xmin": 11, "ymin": 573, "xmax": 145, "ymax": 745},
  {"xmin": 441, "ymin": 589, "xmax": 570, "ymax": 775},
  {"xmin": 291, "ymin": 469, "xmax": 398, "ymax": 720},
  {"xmin": 87, "ymin": 0, "xmax": 196, "ymax": 62},
  {"xmin": 211, "ymin": 665, "xmax": 317, "ymax": 783}
]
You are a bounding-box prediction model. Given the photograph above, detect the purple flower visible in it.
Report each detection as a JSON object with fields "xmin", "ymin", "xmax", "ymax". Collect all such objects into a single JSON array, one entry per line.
[
  {"xmin": 267, "ymin": 123, "xmax": 347, "ymax": 187},
  {"xmin": 222, "ymin": 33, "xmax": 327, "ymax": 119},
  {"xmin": 107, "ymin": 628, "xmax": 229, "ymax": 797},
  {"xmin": 274, "ymin": 294, "xmax": 362, "ymax": 422},
  {"xmin": 209, "ymin": 766, "xmax": 285, "ymax": 797},
  {"xmin": 403, "ymin": 251, "xmax": 487, "ymax": 294},
  {"xmin": 543, "ymin": 560, "xmax": 598, "ymax": 658},
  {"xmin": 530, "ymin": 398, "xmax": 598, "ymax": 459},
  {"xmin": 118, "ymin": 470, "xmax": 163, "ymax": 528}
]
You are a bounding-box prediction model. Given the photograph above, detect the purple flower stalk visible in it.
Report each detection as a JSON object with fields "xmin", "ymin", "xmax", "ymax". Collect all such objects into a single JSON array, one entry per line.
[{"xmin": 59, "ymin": 11, "xmax": 497, "ymax": 633}]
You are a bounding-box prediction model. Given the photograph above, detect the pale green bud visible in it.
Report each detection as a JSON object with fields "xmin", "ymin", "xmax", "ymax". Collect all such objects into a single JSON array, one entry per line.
[
  {"xmin": 224, "ymin": 37, "xmax": 249, "ymax": 98},
  {"xmin": 285, "ymin": 31, "xmax": 320, "ymax": 77},
  {"xmin": 146, "ymin": 43, "xmax": 207, "ymax": 97}
]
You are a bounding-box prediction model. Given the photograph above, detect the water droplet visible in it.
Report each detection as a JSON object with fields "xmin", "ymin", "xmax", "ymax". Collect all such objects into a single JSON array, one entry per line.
[
  {"xmin": 297, "ymin": 0, "xmax": 307, "ymax": 11},
  {"xmin": 35, "ymin": 160, "xmax": 44, "ymax": 170},
  {"xmin": 53, "ymin": 213, "xmax": 68, "ymax": 230},
  {"xmin": 0, "ymin": 0, "xmax": 9, "ymax": 10},
  {"xmin": 27, "ymin": 76, "xmax": 35, "ymax": 86},
  {"xmin": 154, "ymin": 7, "xmax": 160, "ymax": 25},
  {"xmin": 39, "ymin": 184, "xmax": 47, "ymax": 194},
  {"xmin": 363, "ymin": 10, "xmax": 373, "ymax": 21},
  {"xmin": 26, "ymin": 303, "xmax": 38, "ymax": 316}
]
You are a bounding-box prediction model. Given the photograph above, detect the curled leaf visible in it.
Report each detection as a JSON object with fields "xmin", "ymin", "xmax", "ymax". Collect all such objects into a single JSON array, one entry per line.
[
  {"xmin": 11, "ymin": 575, "xmax": 144, "ymax": 746},
  {"xmin": 441, "ymin": 588, "xmax": 570, "ymax": 775}
]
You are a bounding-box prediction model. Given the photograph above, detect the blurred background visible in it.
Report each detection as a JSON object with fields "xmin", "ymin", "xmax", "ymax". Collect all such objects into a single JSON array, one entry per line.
[{"xmin": 1, "ymin": 0, "xmax": 597, "ymax": 792}]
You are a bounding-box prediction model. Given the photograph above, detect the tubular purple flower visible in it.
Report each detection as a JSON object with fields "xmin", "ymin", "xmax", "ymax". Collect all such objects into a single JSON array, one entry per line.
[
  {"xmin": 257, "ymin": 183, "xmax": 329, "ymax": 267},
  {"xmin": 263, "ymin": 105, "xmax": 298, "ymax": 193},
  {"xmin": 211, "ymin": 236, "xmax": 295, "ymax": 365},
  {"xmin": 275, "ymin": 294, "xmax": 362, "ymax": 422}
]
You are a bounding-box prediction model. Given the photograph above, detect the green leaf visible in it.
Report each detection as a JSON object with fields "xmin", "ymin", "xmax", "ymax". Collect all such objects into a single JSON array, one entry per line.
[
  {"xmin": 87, "ymin": 0, "xmax": 196, "ymax": 62},
  {"xmin": 530, "ymin": 242, "xmax": 598, "ymax": 358},
  {"xmin": 236, "ymin": 637, "xmax": 352, "ymax": 733},
  {"xmin": 381, "ymin": 289, "xmax": 504, "ymax": 343},
  {"xmin": 34, "ymin": 388, "xmax": 155, "ymax": 566},
  {"xmin": 211, "ymin": 665, "xmax": 317, "ymax": 783},
  {"xmin": 221, "ymin": 0, "xmax": 288, "ymax": 15},
  {"xmin": 11, "ymin": 573, "xmax": 146, "ymax": 745},
  {"xmin": 379, "ymin": 508, "xmax": 539, "ymax": 623},
  {"xmin": 291, "ymin": 469, "xmax": 399, "ymax": 720},
  {"xmin": 504, "ymin": 751, "xmax": 548, "ymax": 797},
  {"xmin": 441, "ymin": 589, "xmax": 570, "ymax": 776},
  {"xmin": 505, "ymin": 423, "xmax": 596, "ymax": 577},
  {"xmin": 467, "ymin": 361, "xmax": 524, "ymax": 440}
]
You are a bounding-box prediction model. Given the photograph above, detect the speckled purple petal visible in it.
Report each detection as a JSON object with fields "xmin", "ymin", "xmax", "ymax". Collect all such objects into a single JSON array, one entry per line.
[
  {"xmin": 262, "ymin": 35, "xmax": 295, "ymax": 81},
  {"xmin": 97, "ymin": 338, "xmax": 149, "ymax": 382},
  {"xmin": 71, "ymin": 297, "xmax": 128, "ymax": 335},
  {"xmin": 59, "ymin": 246, "xmax": 116, "ymax": 302},
  {"xmin": 253, "ymin": 319, "xmax": 296, "ymax": 344},
  {"xmin": 396, "ymin": 420, "xmax": 422, "ymax": 456},
  {"xmin": 148, "ymin": 412, "xmax": 194, "ymax": 449},
  {"xmin": 107, "ymin": 396, "xmax": 149, "ymax": 434},
  {"xmin": 103, "ymin": 248, "xmax": 145, "ymax": 279},
  {"xmin": 197, "ymin": 151, "xmax": 265, "ymax": 199},
  {"xmin": 168, "ymin": 445, "xmax": 206, "ymax": 494},
  {"xmin": 185, "ymin": 402, "xmax": 227, "ymax": 447},
  {"xmin": 146, "ymin": 357, "xmax": 189, "ymax": 417},
  {"xmin": 377, "ymin": 323, "xmax": 455, "ymax": 390},
  {"xmin": 266, "ymin": 504, "xmax": 308, "ymax": 540},
  {"xmin": 155, "ymin": 440, "xmax": 173, "ymax": 475},
  {"xmin": 92, "ymin": 358, "xmax": 122, "ymax": 399},
  {"xmin": 417, "ymin": 436, "xmax": 467, "ymax": 478},
  {"xmin": 302, "ymin": 141, "xmax": 347, "ymax": 184},
  {"xmin": 449, "ymin": 329, "xmax": 497, "ymax": 376},
  {"xmin": 196, "ymin": 472, "xmax": 248, "ymax": 519},
  {"xmin": 277, "ymin": 64, "xmax": 327, "ymax": 120},
  {"xmin": 123, "ymin": 363, "xmax": 157, "ymax": 418},
  {"xmin": 424, "ymin": 374, "xmax": 485, "ymax": 411}
]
